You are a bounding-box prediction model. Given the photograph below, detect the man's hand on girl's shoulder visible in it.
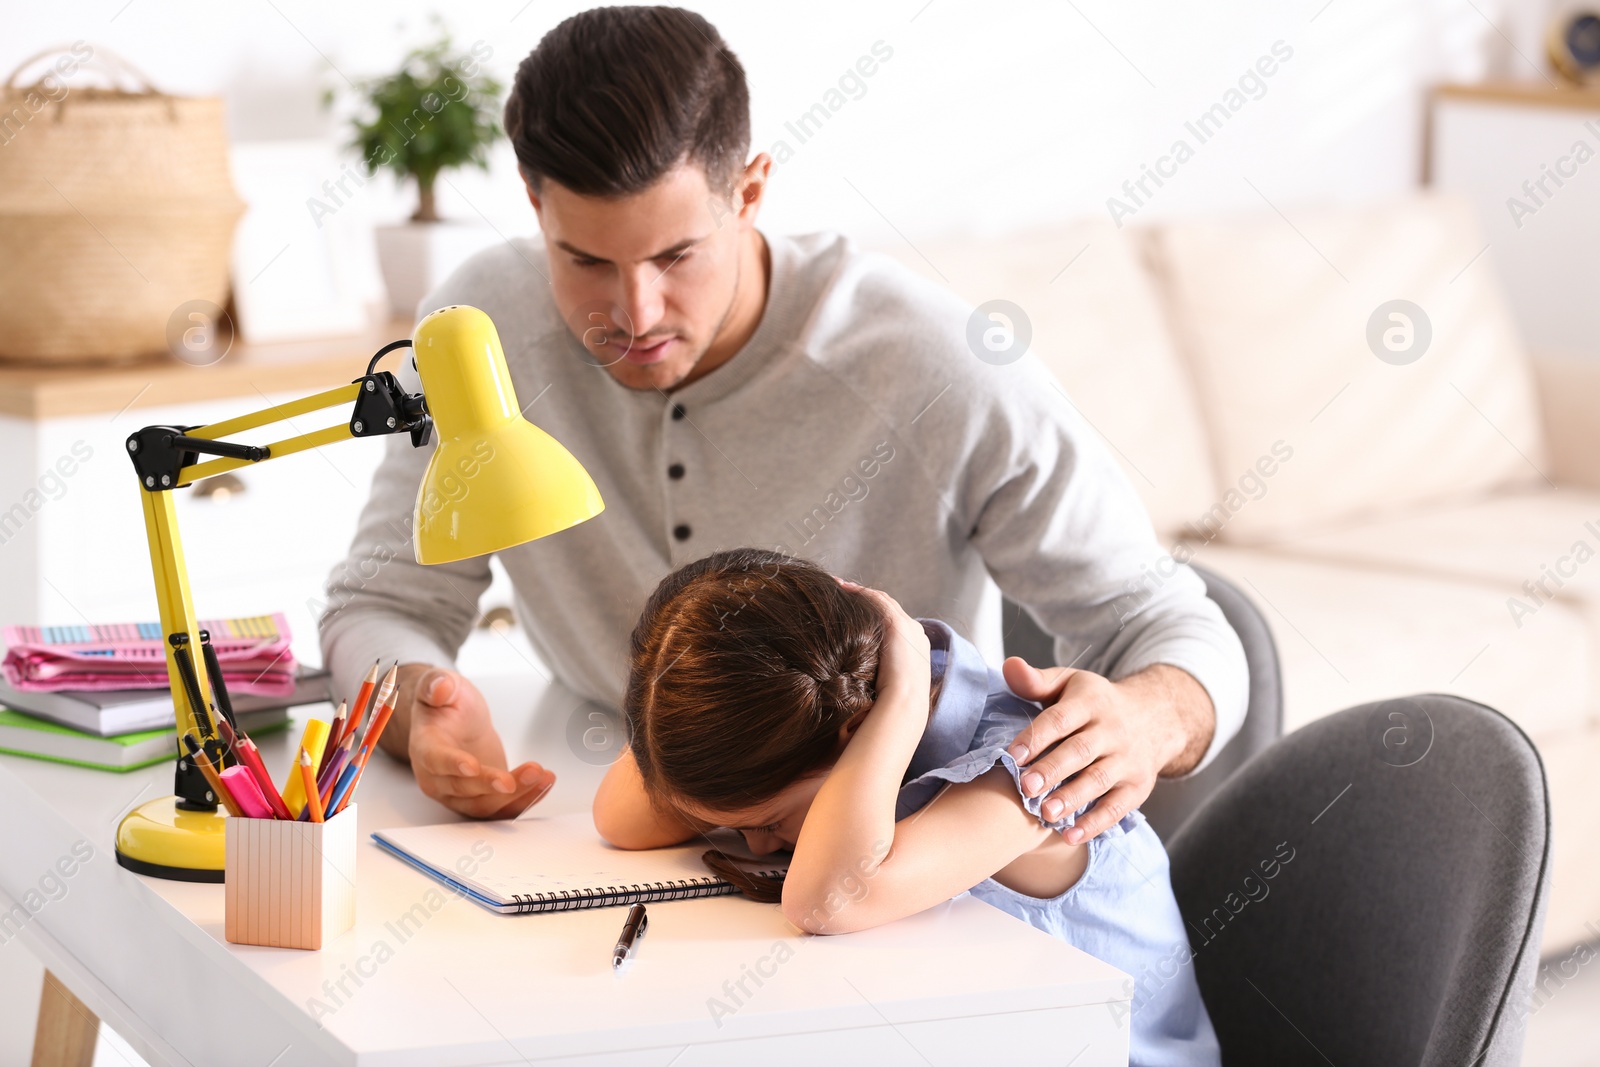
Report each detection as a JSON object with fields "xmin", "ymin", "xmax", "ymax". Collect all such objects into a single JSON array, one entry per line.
[{"xmin": 1001, "ymin": 660, "xmax": 1215, "ymax": 844}]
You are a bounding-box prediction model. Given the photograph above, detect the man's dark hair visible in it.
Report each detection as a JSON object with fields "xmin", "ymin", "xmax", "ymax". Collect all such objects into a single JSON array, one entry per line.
[{"xmin": 504, "ymin": 6, "xmax": 751, "ymax": 197}]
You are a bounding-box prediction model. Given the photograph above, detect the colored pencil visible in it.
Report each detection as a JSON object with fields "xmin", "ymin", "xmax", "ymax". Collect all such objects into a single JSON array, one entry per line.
[
  {"xmin": 362, "ymin": 664, "xmax": 397, "ymax": 748},
  {"xmin": 235, "ymin": 738, "xmax": 292, "ymax": 820},
  {"xmin": 318, "ymin": 700, "xmax": 348, "ymax": 777},
  {"xmin": 183, "ymin": 733, "xmax": 243, "ymax": 816},
  {"xmin": 325, "ymin": 759, "xmax": 361, "ymax": 814},
  {"xmin": 341, "ymin": 660, "xmax": 383, "ymax": 748},
  {"xmin": 332, "ymin": 666, "xmax": 399, "ymax": 815},
  {"xmin": 214, "ymin": 716, "xmax": 240, "ymax": 768},
  {"xmin": 299, "ymin": 749, "xmax": 325, "ymax": 822},
  {"xmin": 318, "ymin": 734, "xmax": 355, "ymax": 810},
  {"xmin": 318, "ymin": 730, "xmax": 354, "ymax": 789}
]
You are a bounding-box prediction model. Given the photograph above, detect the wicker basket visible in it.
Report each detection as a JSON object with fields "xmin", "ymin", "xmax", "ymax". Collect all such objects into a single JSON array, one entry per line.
[{"xmin": 0, "ymin": 47, "xmax": 243, "ymax": 364}]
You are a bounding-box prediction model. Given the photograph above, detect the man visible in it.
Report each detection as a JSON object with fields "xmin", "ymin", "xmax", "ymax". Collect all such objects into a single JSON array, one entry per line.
[{"xmin": 320, "ymin": 6, "xmax": 1246, "ymax": 844}]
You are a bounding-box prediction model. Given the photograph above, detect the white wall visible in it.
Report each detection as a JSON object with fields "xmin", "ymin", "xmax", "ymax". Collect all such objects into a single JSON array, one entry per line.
[
  {"xmin": 1, "ymin": 0, "xmax": 1553, "ymax": 247},
  {"xmin": 1432, "ymin": 94, "xmax": 1600, "ymax": 359}
]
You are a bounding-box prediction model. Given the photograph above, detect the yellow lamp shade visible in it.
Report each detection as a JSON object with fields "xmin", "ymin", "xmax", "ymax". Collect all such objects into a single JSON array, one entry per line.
[{"xmin": 411, "ymin": 305, "xmax": 604, "ymax": 564}]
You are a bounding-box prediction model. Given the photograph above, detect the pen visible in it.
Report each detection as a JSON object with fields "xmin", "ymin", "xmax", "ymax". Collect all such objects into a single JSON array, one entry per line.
[
  {"xmin": 199, "ymin": 631, "xmax": 240, "ymax": 735},
  {"xmin": 612, "ymin": 904, "xmax": 648, "ymax": 970},
  {"xmin": 170, "ymin": 640, "xmax": 214, "ymax": 741},
  {"xmin": 220, "ymin": 765, "xmax": 274, "ymax": 819}
]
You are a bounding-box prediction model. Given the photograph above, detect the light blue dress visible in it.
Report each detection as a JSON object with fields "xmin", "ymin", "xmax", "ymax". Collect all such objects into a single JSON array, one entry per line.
[{"xmin": 894, "ymin": 620, "xmax": 1221, "ymax": 1067}]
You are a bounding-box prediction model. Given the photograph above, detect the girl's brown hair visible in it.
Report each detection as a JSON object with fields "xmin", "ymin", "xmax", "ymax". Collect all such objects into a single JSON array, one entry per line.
[{"xmin": 625, "ymin": 548, "xmax": 928, "ymax": 901}]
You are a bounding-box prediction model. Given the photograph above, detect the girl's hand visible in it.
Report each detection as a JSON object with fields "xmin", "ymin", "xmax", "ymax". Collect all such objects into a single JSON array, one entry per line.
[{"xmin": 837, "ymin": 578, "xmax": 930, "ymax": 709}]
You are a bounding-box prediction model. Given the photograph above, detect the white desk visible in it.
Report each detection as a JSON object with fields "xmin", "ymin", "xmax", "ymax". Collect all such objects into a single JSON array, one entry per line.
[{"xmin": 1, "ymin": 675, "xmax": 1131, "ymax": 1066}]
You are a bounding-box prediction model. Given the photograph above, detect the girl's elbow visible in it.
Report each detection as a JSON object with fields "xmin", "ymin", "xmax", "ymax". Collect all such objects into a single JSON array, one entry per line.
[
  {"xmin": 781, "ymin": 896, "xmax": 837, "ymax": 934},
  {"xmin": 592, "ymin": 807, "xmax": 648, "ymax": 850},
  {"xmin": 592, "ymin": 809, "xmax": 625, "ymax": 848},
  {"xmin": 780, "ymin": 888, "xmax": 876, "ymax": 935}
]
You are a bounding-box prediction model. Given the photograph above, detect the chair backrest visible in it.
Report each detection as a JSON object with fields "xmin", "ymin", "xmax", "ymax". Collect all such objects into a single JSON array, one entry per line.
[
  {"xmin": 1165, "ymin": 694, "xmax": 1550, "ymax": 1067},
  {"xmin": 999, "ymin": 561, "xmax": 1282, "ymax": 839},
  {"xmin": 1140, "ymin": 562, "xmax": 1283, "ymax": 838}
]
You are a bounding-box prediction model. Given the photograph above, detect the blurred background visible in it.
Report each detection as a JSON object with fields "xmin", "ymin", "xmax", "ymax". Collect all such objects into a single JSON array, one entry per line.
[
  {"xmin": 2, "ymin": 1, "xmax": 1598, "ymax": 1063},
  {"xmin": 0, "ymin": 0, "xmax": 1573, "ymax": 250}
]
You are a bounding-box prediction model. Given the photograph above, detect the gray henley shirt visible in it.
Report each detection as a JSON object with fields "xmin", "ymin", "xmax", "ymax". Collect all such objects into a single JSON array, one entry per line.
[{"xmin": 319, "ymin": 230, "xmax": 1247, "ymax": 770}]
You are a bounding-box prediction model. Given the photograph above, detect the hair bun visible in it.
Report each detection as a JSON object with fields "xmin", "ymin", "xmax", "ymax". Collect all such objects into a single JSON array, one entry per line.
[{"xmin": 817, "ymin": 671, "xmax": 870, "ymax": 712}]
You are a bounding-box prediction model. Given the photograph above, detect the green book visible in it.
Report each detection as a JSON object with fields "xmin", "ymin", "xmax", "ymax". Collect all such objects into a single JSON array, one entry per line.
[{"xmin": 0, "ymin": 707, "xmax": 291, "ymax": 772}]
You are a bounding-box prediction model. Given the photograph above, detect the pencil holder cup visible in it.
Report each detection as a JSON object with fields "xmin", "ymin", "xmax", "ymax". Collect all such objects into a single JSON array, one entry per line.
[{"xmin": 225, "ymin": 805, "xmax": 357, "ymax": 950}]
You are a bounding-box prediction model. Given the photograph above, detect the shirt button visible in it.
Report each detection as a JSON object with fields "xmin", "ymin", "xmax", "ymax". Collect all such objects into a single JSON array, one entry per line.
[
  {"xmin": 671, "ymin": 403, "xmax": 687, "ymax": 421},
  {"xmin": 667, "ymin": 463, "xmax": 685, "ymax": 480},
  {"xmin": 673, "ymin": 524, "xmax": 691, "ymax": 541}
]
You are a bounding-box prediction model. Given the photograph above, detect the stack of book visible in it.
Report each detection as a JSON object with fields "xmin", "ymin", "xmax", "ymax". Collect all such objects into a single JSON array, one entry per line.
[{"xmin": 0, "ymin": 614, "xmax": 329, "ymax": 771}]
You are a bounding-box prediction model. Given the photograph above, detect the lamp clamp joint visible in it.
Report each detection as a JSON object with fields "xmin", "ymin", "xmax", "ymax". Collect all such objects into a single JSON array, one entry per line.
[
  {"xmin": 351, "ymin": 371, "xmax": 432, "ymax": 448},
  {"xmin": 128, "ymin": 426, "xmax": 273, "ymax": 491},
  {"xmin": 127, "ymin": 425, "xmax": 200, "ymax": 492}
]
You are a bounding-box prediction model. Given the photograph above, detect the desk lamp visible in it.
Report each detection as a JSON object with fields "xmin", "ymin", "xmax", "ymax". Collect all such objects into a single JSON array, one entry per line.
[{"xmin": 114, "ymin": 305, "xmax": 604, "ymax": 881}]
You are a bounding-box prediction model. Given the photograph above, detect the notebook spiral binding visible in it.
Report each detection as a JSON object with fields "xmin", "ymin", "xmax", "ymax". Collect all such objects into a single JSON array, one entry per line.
[{"xmin": 504, "ymin": 869, "xmax": 789, "ymax": 914}]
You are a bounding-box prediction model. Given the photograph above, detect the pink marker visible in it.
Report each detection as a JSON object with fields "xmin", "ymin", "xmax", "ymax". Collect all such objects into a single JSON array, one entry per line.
[{"xmin": 220, "ymin": 765, "xmax": 274, "ymax": 819}]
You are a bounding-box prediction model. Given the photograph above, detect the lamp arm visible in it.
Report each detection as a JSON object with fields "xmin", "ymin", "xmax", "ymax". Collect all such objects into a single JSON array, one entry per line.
[
  {"xmin": 125, "ymin": 343, "xmax": 432, "ymax": 811},
  {"xmin": 128, "ymin": 358, "xmax": 431, "ymax": 490}
]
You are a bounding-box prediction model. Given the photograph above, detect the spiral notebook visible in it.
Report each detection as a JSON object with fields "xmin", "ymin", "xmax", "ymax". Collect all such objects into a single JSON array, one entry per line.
[{"xmin": 372, "ymin": 812, "xmax": 788, "ymax": 915}]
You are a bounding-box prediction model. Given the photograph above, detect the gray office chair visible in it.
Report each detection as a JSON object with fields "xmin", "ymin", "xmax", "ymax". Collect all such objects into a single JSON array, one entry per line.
[
  {"xmin": 1166, "ymin": 694, "xmax": 1550, "ymax": 1066},
  {"xmin": 1000, "ymin": 561, "xmax": 1283, "ymax": 838}
]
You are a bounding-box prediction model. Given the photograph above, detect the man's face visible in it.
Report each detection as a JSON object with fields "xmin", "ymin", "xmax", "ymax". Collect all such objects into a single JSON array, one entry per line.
[{"xmin": 529, "ymin": 161, "xmax": 761, "ymax": 392}]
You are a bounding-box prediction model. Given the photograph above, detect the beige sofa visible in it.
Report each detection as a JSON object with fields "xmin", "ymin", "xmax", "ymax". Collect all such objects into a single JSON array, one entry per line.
[{"xmin": 876, "ymin": 192, "xmax": 1598, "ymax": 954}]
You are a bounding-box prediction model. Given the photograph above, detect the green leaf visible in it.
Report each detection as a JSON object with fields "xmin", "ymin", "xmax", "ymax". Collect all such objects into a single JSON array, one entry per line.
[{"xmin": 332, "ymin": 28, "xmax": 505, "ymax": 218}]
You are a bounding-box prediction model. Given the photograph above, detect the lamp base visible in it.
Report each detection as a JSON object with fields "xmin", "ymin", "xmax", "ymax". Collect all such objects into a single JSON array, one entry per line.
[{"xmin": 115, "ymin": 795, "xmax": 227, "ymax": 883}]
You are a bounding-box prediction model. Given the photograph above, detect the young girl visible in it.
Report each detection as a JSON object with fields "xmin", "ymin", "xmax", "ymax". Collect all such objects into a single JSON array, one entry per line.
[{"xmin": 594, "ymin": 548, "xmax": 1219, "ymax": 1066}]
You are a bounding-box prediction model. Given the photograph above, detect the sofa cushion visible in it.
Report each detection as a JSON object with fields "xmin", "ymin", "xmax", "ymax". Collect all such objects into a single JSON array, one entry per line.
[
  {"xmin": 868, "ymin": 219, "xmax": 1218, "ymax": 536},
  {"xmin": 1262, "ymin": 488, "xmax": 1600, "ymax": 705},
  {"xmin": 1150, "ymin": 192, "xmax": 1546, "ymax": 544},
  {"xmin": 1531, "ymin": 350, "xmax": 1600, "ymax": 492},
  {"xmin": 1532, "ymin": 722, "xmax": 1600, "ymax": 954},
  {"xmin": 1191, "ymin": 545, "xmax": 1591, "ymax": 738},
  {"xmin": 1268, "ymin": 487, "xmax": 1600, "ymax": 604}
]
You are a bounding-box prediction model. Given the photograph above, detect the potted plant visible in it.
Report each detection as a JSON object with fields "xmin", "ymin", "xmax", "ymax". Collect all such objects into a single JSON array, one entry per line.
[{"xmin": 336, "ymin": 31, "xmax": 504, "ymax": 317}]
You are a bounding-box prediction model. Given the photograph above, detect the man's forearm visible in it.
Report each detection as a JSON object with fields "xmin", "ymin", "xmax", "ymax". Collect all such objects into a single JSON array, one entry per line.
[{"xmin": 1113, "ymin": 663, "xmax": 1216, "ymax": 777}]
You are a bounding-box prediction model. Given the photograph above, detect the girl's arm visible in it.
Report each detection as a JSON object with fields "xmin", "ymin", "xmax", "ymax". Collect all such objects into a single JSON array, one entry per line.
[
  {"xmin": 786, "ymin": 767, "xmax": 1057, "ymax": 933},
  {"xmin": 781, "ymin": 587, "xmax": 1057, "ymax": 934},
  {"xmin": 593, "ymin": 748, "xmax": 703, "ymax": 849}
]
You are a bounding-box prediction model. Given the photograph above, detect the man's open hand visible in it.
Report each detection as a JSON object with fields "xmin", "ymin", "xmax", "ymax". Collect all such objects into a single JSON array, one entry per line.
[
  {"xmin": 403, "ymin": 667, "xmax": 556, "ymax": 819},
  {"xmin": 1001, "ymin": 659, "xmax": 1214, "ymax": 844}
]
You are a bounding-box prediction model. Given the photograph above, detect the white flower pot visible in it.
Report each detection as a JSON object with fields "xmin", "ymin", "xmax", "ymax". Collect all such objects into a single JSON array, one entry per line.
[{"xmin": 374, "ymin": 221, "xmax": 500, "ymax": 320}]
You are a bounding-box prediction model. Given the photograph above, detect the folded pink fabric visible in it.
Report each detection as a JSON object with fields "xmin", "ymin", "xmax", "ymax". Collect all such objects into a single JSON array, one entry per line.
[{"xmin": 2, "ymin": 613, "xmax": 297, "ymax": 696}]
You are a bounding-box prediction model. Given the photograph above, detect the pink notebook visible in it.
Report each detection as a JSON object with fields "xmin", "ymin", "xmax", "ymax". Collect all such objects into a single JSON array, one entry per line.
[{"xmin": 2, "ymin": 613, "xmax": 297, "ymax": 696}]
